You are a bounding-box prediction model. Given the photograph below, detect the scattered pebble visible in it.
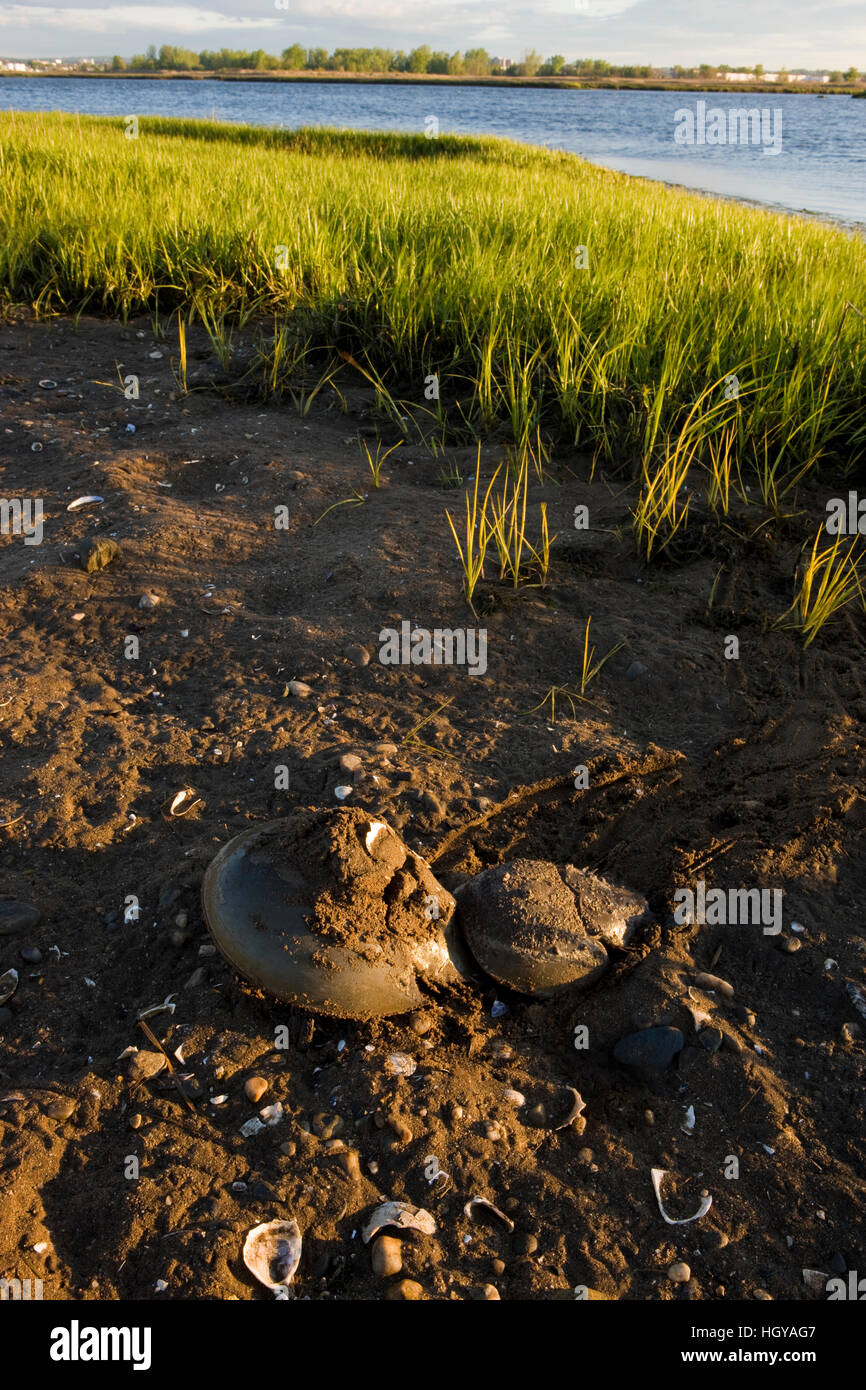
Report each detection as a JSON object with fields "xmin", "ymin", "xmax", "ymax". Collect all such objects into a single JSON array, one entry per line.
[
  {"xmin": 513, "ymin": 1232, "xmax": 538, "ymax": 1256},
  {"xmin": 841, "ymin": 1022, "xmax": 861, "ymax": 1044},
  {"xmin": 128, "ymin": 1112, "xmax": 143, "ymax": 1130},
  {"xmin": 80, "ymin": 536, "xmax": 120, "ymax": 574},
  {"xmin": 385, "ymin": 1279, "xmax": 424, "ymax": 1301},
  {"xmin": 525, "ymin": 1102, "xmax": 547, "ymax": 1127},
  {"xmin": 409, "ymin": 1011, "xmax": 433, "ymax": 1036},
  {"xmin": 0, "ymin": 902, "xmax": 41, "ymax": 937},
  {"xmin": 483, "ymin": 1121, "xmax": 504, "ymax": 1141},
  {"xmin": 344, "ymin": 644, "xmax": 370, "ymax": 667},
  {"xmin": 779, "ymin": 937, "xmax": 802, "ymax": 954},
  {"xmin": 19, "ymin": 946, "xmax": 41, "ymax": 964},
  {"xmin": 244, "ymin": 1077, "xmax": 268, "ymax": 1103},
  {"xmin": 478, "ymin": 1284, "xmax": 501, "ymax": 1300},
  {"xmin": 693, "ymin": 972, "xmax": 734, "ymax": 998},
  {"xmin": 371, "ymin": 1235, "xmax": 403, "ymax": 1277},
  {"xmin": 700, "ymin": 1025, "xmax": 723, "ymax": 1054},
  {"xmin": 613, "ymin": 1026, "xmax": 684, "ymax": 1071},
  {"xmin": 339, "ymin": 753, "xmax": 362, "ymax": 773},
  {"xmin": 286, "ymin": 680, "xmax": 312, "ymax": 698},
  {"xmin": 45, "ymin": 1097, "xmax": 76, "ymax": 1121},
  {"xmin": 139, "ymin": 592, "xmax": 161, "ymax": 608},
  {"xmin": 667, "ymin": 1261, "xmax": 691, "ymax": 1283},
  {"xmin": 127, "ymin": 1051, "xmax": 167, "ymax": 1083}
]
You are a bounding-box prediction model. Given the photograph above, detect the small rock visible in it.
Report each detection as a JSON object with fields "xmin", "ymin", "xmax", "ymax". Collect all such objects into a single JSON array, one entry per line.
[
  {"xmin": 374, "ymin": 742, "xmax": 398, "ymax": 757},
  {"xmin": 184, "ymin": 967, "xmax": 206, "ymax": 989},
  {"xmin": 525, "ymin": 1103, "xmax": 547, "ymax": 1127},
  {"xmin": 0, "ymin": 902, "xmax": 41, "ymax": 936},
  {"xmin": 339, "ymin": 753, "xmax": 362, "ymax": 773},
  {"xmin": 644, "ymin": 1109, "xmax": 655, "ymax": 1127},
  {"xmin": 484, "ymin": 1121, "xmax": 505, "ymax": 1141},
  {"xmin": 478, "ymin": 1284, "xmax": 501, "ymax": 1300},
  {"xmin": 385, "ymin": 1279, "xmax": 424, "ymax": 1301},
  {"xmin": 19, "ymin": 946, "xmax": 41, "ymax": 964},
  {"xmin": 279, "ymin": 1141, "xmax": 297, "ymax": 1157},
  {"xmin": 472, "ymin": 796, "xmax": 493, "ymax": 813},
  {"xmin": 613, "ymin": 1026, "xmax": 684, "ymax": 1071},
  {"xmin": 345, "ymin": 644, "xmax": 370, "ymax": 667},
  {"xmin": 244, "ymin": 1077, "xmax": 268, "ymax": 1104},
  {"xmin": 387, "ymin": 1117, "xmax": 412, "ymax": 1145},
  {"xmin": 129, "ymin": 1113, "xmax": 143, "ymax": 1130},
  {"xmin": 371, "ymin": 1235, "xmax": 403, "ymax": 1277},
  {"xmin": 693, "ymin": 972, "xmax": 734, "ymax": 998},
  {"xmin": 503, "ymin": 1089, "xmax": 525, "ymax": 1108},
  {"xmin": 127, "ymin": 1051, "xmax": 166, "ymax": 1083},
  {"xmin": 841, "ymin": 1022, "xmax": 861, "ymax": 1044},
  {"xmin": 702, "ymin": 1229, "xmax": 729, "ymax": 1251},
  {"xmin": 578, "ymin": 1147, "xmax": 594, "ymax": 1164},
  {"xmin": 45, "ymin": 1098, "xmax": 76, "ymax": 1121},
  {"xmin": 667, "ymin": 1261, "xmax": 691, "ymax": 1283},
  {"xmin": 0, "ymin": 1007, "xmax": 13, "ymax": 1030},
  {"xmin": 513, "ymin": 1233, "xmax": 538, "ymax": 1256},
  {"xmin": 338, "ymin": 1148, "xmax": 361, "ymax": 1182},
  {"xmin": 139, "ymin": 592, "xmax": 161, "ymax": 608},
  {"xmin": 625, "ymin": 660, "xmax": 648, "ymax": 680},
  {"xmin": 409, "ymin": 1010, "xmax": 433, "ymax": 1036},
  {"xmin": 80, "ymin": 536, "xmax": 120, "ymax": 573},
  {"xmin": 490, "ymin": 1258, "xmax": 506, "ymax": 1276},
  {"xmin": 286, "ymin": 680, "xmax": 312, "ymax": 698},
  {"xmin": 779, "ymin": 937, "xmax": 802, "ymax": 954},
  {"xmin": 700, "ymin": 1026, "xmax": 723, "ymax": 1054},
  {"xmin": 733, "ymin": 1005, "xmax": 756, "ymax": 1026},
  {"xmin": 754, "ymin": 1288, "xmax": 773, "ymax": 1300}
]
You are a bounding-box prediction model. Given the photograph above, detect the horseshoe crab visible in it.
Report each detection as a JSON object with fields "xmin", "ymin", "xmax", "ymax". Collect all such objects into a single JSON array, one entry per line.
[
  {"xmin": 456, "ymin": 860, "xmax": 610, "ymax": 996},
  {"xmin": 202, "ymin": 808, "xmax": 467, "ymax": 1020}
]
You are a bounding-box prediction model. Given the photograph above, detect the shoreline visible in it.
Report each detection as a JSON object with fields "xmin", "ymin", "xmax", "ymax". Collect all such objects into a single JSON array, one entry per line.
[{"xmin": 1, "ymin": 71, "xmax": 858, "ymax": 96}]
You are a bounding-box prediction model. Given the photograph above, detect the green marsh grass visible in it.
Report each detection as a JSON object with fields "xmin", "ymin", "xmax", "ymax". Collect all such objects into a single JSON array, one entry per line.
[{"xmin": 2, "ymin": 112, "xmax": 865, "ymax": 519}]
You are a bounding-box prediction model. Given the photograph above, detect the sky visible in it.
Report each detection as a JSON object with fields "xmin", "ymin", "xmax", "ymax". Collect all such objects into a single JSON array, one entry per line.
[{"xmin": 0, "ymin": 0, "xmax": 863, "ymax": 67}]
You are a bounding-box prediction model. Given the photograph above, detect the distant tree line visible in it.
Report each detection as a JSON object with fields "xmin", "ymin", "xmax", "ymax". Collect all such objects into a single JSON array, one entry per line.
[{"xmin": 111, "ymin": 47, "xmax": 860, "ymax": 82}]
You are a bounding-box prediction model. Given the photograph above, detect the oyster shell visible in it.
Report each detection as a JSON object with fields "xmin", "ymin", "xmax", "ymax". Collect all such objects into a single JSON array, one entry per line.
[{"xmin": 242, "ymin": 1220, "xmax": 302, "ymax": 1299}]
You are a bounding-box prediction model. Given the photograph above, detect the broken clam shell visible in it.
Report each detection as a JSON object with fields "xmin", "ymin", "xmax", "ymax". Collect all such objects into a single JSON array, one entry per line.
[
  {"xmin": 242, "ymin": 1220, "xmax": 302, "ymax": 1299},
  {"xmin": 202, "ymin": 810, "xmax": 465, "ymax": 1020},
  {"xmin": 362, "ymin": 1201, "xmax": 437, "ymax": 1243},
  {"xmin": 464, "ymin": 1197, "xmax": 514, "ymax": 1232}
]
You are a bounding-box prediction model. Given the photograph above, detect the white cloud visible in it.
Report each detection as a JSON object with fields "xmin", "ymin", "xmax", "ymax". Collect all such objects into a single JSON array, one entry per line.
[{"xmin": 0, "ymin": 6, "xmax": 277, "ymax": 34}]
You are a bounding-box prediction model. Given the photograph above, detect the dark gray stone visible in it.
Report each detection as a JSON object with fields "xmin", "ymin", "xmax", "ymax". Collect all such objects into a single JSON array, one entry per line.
[
  {"xmin": 613, "ymin": 1026, "xmax": 685, "ymax": 1071},
  {"xmin": 0, "ymin": 902, "xmax": 41, "ymax": 937}
]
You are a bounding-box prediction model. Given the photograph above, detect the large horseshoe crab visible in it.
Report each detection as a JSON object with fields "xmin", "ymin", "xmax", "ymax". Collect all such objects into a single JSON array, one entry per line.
[{"xmin": 202, "ymin": 810, "xmax": 649, "ymax": 1019}]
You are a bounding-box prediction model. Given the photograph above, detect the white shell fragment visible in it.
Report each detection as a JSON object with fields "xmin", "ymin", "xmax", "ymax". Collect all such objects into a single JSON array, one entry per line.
[
  {"xmin": 464, "ymin": 1197, "xmax": 514, "ymax": 1232},
  {"xmin": 651, "ymin": 1168, "xmax": 713, "ymax": 1225},
  {"xmin": 334, "ymin": 785, "xmax": 352, "ymax": 801},
  {"xmin": 362, "ymin": 1201, "xmax": 437, "ymax": 1244},
  {"xmin": 682, "ymin": 1105, "xmax": 696, "ymax": 1135},
  {"xmin": 0, "ymin": 969, "xmax": 19, "ymax": 1006},
  {"xmin": 240, "ymin": 1116, "xmax": 266, "ymax": 1138},
  {"xmin": 364, "ymin": 821, "xmax": 388, "ymax": 854},
  {"xmin": 802, "ymin": 1268, "xmax": 828, "ymax": 1292},
  {"xmin": 243, "ymin": 1220, "xmax": 302, "ymax": 1300},
  {"xmin": 845, "ymin": 979, "xmax": 866, "ymax": 1021},
  {"xmin": 168, "ymin": 788, "xmax": 202, "ymax": 818},
  {"xmin": 260, "ymin": 1102, "xmax": 284, "ymax": 1126},
  {"xmin": 384, "ymin": 1052, "xmax": 416, "ymax": 1078},
  {"xmin": 553, "ymin": 1086, "xmax": 586, "ymax": 1131},
  {"xmin": 66, "ymin": 495, "xmax": 104, "ymax": 511}
]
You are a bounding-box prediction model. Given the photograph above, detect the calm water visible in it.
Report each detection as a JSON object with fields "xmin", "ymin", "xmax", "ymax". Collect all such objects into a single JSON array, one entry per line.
[{"xmin": 4, "ymin": 77, "xmax": 866, "ymax": 225}]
